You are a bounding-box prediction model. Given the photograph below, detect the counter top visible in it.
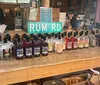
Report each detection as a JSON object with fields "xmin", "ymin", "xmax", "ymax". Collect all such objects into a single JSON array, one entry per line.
[{"xmin": 0, "ymin": 47, "xmax": 100, "ymax": 84}]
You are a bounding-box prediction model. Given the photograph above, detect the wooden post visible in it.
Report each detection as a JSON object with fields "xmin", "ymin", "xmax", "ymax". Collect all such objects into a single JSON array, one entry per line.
[{"xmin": 42, "ymin": 0, "xmax": 50, "ymax": 7}]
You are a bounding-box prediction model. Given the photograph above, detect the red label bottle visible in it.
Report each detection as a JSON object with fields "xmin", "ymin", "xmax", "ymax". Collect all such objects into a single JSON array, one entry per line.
[
  {"xmin": 66, "ymin": 32, "xmax": 72, "ymax": 50},
  {"xmin": 72, "ymin": 31, "xmax": 78, "ymax": 49}
]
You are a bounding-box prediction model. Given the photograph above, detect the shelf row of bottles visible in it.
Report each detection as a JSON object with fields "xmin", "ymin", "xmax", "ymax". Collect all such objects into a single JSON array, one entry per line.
[{"xmin": 0, "ymin": 30, "xmax": 100, "ymax": 60}]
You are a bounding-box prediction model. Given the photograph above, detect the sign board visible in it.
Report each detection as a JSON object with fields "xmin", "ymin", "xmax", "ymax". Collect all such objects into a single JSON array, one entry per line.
[
  {"xmin": 40, "ymin": 7, "xmax": 52, "ymax": 22},
  {"xmin": 28, "ymin": 22, "xmax": 62, "ymax": 34}
]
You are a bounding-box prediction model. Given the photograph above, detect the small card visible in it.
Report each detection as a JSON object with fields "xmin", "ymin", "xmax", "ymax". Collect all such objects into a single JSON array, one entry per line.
[{"xmin": 0, "ymin": 24, "xmax": 7, "ymax": 33}]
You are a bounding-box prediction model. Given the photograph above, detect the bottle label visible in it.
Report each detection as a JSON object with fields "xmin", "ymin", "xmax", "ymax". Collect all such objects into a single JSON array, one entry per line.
[
  {"xmin": 3, "ymin": 49, "xmax": 10, "ymax": 58},
  {"xmin": 84, "ymin": 37, "xmax": 89, "ymax": 47},
  {"xmin": 16, "ymin": 49, "xmax": 24, "ymax": 57},
  {"xmin": 92, "ymin": 40, "xmax": 96, "ymax": 46},
  {"xmin": 42, "ymin": 46, "xmax": 48, "ymax": 54},
  {"xmin": 34, "ymin": 47, "xmax": 40, "ymax": 55},
  {"xmin": 48, "ymin": 42, "xmax": 53, "ymax": 52},
  {"xmin": 26, "ymin": 47, "xmax": 32, "ymax": 56},
  {"xmin": 67, "ymin": 42, "xmax": 72, "ymax": 49},
  {"xmin": 63, "ymin": 42, "xmax": 66, "ymax": 50},
  {"xmin": 78, "ymin": 38, "xmax": 84, "ymax": 48},
  {"xmin": 73, "ymin": 41, "xmax": 78, "ymax": 48},
  {"xmin": 57, "ymin": 43, "xmax": 63, "ymax": 53},
  {"xmin": 15, "ymin": 18, "xmax": 22, "ymax": 28}
]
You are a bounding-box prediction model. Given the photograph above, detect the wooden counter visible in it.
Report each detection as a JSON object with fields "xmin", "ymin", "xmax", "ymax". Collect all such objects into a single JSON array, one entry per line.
[{"xmin": 0, "ymin": 47, "xmax": 100, "ymax": 85}]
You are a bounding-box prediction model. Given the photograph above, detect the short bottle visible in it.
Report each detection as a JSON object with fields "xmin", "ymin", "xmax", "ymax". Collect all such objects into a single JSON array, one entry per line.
[
  {"xmin": 24, "ymin": 36, "xmax": 33, "ymax": 58},
  {"xmin": 66, "ymin": 32, "xmax": 73, "ymax": 50},
  {"xmin": 84, "ymin": 31, "xmax": 89, "ymax": 48},
  {"xmin": 0, "ymin": 38, "xmax": 11, "ymax": 60},
  {"xmin": 14, "ymin": 37, "xmax": 24, "ymax": 59},
  {"xmin": 78, "ymin": 31, "xmax": 84, "ymax": 49},
  {"xmin": 33, "ymin": 36, "xmax": 41, "ymax": 57},
  {"xmin": 72, "ymin": 31, "xmax": 78, "ymax": 49},
  {"xmin": 41, "ymin": 36, "xmax": 48, "ymax": 56}
]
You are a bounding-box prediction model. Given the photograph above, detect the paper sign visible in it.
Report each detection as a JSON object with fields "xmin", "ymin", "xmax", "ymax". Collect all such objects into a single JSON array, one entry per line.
[
  {"xmin": 40, "ymin": 7, "xmax": 52, "ymax": 22},
  {"xmin": 0, "ymin": 24, "xmax": 7, "ymax": 33},
  {"xmin": 29, "ymin": 8, "xmax": 38, "ymax": 21}
]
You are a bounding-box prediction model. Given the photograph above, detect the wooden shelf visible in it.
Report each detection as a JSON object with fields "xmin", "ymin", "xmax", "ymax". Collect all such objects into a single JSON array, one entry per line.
[{"xmin": 0, "ymin": 47, "xmax": 100, "ymax": 85}]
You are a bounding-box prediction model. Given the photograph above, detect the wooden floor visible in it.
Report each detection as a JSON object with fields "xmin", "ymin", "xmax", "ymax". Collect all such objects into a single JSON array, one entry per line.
[{"xmin": 0, "ymin": 47, "xmax": 100, "ymax": 85}]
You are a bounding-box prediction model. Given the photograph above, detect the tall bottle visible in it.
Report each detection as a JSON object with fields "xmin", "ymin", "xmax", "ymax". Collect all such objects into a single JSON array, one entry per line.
[
  {"xmin": 61, "ymin": 33, "xmax": 66, "ymax": 51},
  {"xmin": 78, "ymin": 31, "xmax": 84, "ymax": 49},
  {"xmin": 0, "ymin": 38, "xmax": 11, "ymax": 60},
  {"xmin": 95, "ymin": 30, "xmax": 100, "ymax": 46},
  {"xmin": 54, "ymin": 33, "xmax": 58, "ymax": 52},
  {"xmin": 41, "ymin": 36, "xmax": 48, "ymax": 56},
  {"xmin": 14, "ymin": 37, "xmax": 24, "ymax": 59},
  {"xmin": 84, "ymin": 31, "xmax": 89, "ymax": 48},
  {"xmin": 14, "ymin": 11, "xmax": 23, "ymax": 30},
  {"xmin": 33, "ymin": 36, "xmax": 41, "ymax": 57},
  {"xmin": 66, "ymin": 32, "xmax": 73, "ymax": 50},
  {"xmin": 56, "ymin": 35, "xmax": 63, "ymax": 54},
  {"xmin": 47, "ymin": 34, "xmax": 54, "ymax": 52},
  {"xmin": 89, "ymin": 30, "xmax": 96, "ymax": 47},
  {"xmin": 72, "ymin": 31, "xmax": 78, "ymax": 49},
  {"xmin": 24, "ymin": 36, "xmax": 33, "ymax": 58}
]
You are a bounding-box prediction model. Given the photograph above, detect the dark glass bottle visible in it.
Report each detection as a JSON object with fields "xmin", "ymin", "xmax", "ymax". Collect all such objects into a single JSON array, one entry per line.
[
  {"xmin": 24, "ymin": 36, "xmax": 33, "ymax": 58},
  {"xmin": 14, "ymin": 37, "xmax": 24, "ymax": 59},
  {"xmin": 66, "ymin": 32, "xmax": 73, "ymax": 50},
  {"xmin": 41, "ymin": 36, "xmax": 48, "ymax": 56},
  {"xmin": 33, "ymin": 36, "xmax": 41, "ymax": 57}
]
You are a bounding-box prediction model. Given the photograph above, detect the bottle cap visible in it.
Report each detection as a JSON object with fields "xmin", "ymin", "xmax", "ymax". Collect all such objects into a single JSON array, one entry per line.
[
  {"xmin": 51, "ymin": 33, "xmax": 55, "ymax": 37},
  {"xmin": 48, "ymin": 34, "xmax": 51, "ymax": 38},
  {"xmin": 91, "ymin": 30, "xmax": 95, "ymax": 35},
  {"xmin": 68, "ymin": 32, "xmax": 71, "ymax": 37},
  {"xmin": 58, "ymin": 35, "xmax": 61, "ymax": 39},
  {"xmin": 61, "ymin": 33, "xmax": 64, "ymax": 38},
  {"xmin": 64, "ymin": 32, "xmax": 67, "ymax": 36},
  {"xmin": 55, "ymin": 34, "xmax": 58, "ymax": 38},
  {"xmin": 17, "ymin": 37, "xmax": 21, "ymax": 42},
  {"xmin": 3, "ymin": 37, "xmax": 7, "ymax": 43},
  {"xmin": 14, "ymin": 34, "xmax": 20, "ymax": 38},
  {"xmin": 85, "ymin": 31, "xmax": 88, "ymax": 36}
]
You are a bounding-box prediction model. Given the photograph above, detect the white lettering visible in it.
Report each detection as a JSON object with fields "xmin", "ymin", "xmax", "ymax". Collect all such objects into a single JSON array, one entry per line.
[
  {"xmin": 36, "ymin": 23, "xmax": 41, "ymax": 31},
  {"xmin": 57, "ymin": 24, "xmax": 61, "ymax": 31},
  {"xmin": 30, "ymin": 24, "xmax": 35, "ymax": 32},
  {"xmin": 52, "ymin": 24, "xmax": 56, "ymax": 31},
  {"xmin": 42, "ymin": 24, "xmax": 47, "ymax": 31}
]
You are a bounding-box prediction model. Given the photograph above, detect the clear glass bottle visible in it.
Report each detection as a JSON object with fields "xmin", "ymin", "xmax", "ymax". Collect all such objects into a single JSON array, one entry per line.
[
  {"xmin": 89, "ymin": 30, "xmax": 96, "ymax": 47},
  {"xmin": 56, "ymin": 35, "xmax": 63, "ymax": 54},
  {"xmin": 46, "ymin": 34, "xmax": 54, "ymax": 52},
  {"xmin": 0, "ymin": 38, "xmax": 11, "ymax": 60},
  {"xmin": 78, "ymin": 31, "xmax": 84, "ymax": 49},
  {"xmin": 84, "ymin": 31, "xmax": 89, "ymax": 48}
]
